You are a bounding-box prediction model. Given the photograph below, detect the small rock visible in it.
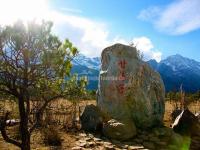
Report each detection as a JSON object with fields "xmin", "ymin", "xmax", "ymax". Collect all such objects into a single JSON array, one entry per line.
[
  {"xmin": 88, "ymin": 133, "xmax": 94, "ymax": 138},
  {"xmin": 71, "ymin": 146, "xmax": 82, "ymax": 150},
  {"xmin": 96, "ymin": 141, "xmax": 103, "ymax": 146},
  {"xmin": 114, "ymin": 148, "xmax": 122, "ymax": 150},
  {"xmin": 88, "ymin": 141, "xmax": 95, "ymax": 147},
  {"xmin": 79, "ymin": 142, "xmax": 87, "ymax": 147},
  {"xmin": 104, "ymin": 145, "xmax": 115, "ymax": 150},
  {"xmin": 79, "ymin": 133, "xmax": 87, "ymax": 137},
  {"xmin": 103, "ymin": 141, "xmax": 112, "ymax": 145},
  {"xmin": 85, "ymin": 137, "xmax": 92, "ymax": 141},
  {"xmin": 75, "ymin": 141, "xmax": 80, "ymax": 145},
  {"xmin": 75, "ymin": 136, "xmax": 80, "ymax": 140},
  {"xmin": 93, "ymin": 137, "xmax": 102, "ymax": 142},
  {"xmin": 123, "ymin": 145, "xmax": 129, "ymax": 149},
  {"xmin": 128, "ymin": 145, "xmax": 144, "ymax": 150},
  {"xmin": 79, "ymin": 140, "xmax": 86, "ymax": 143}
]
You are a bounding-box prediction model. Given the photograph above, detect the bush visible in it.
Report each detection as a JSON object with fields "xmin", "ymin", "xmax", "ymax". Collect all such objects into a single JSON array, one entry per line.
[{"xmin": 43, "ymin": 126, "xmax": 62, "ymax": 146}]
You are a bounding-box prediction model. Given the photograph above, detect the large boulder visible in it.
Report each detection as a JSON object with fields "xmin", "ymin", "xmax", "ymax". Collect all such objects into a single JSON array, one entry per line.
[
  {"xmin": 80, "ymin": 104, "xmax": 103, "ymax": 132},
  {"xmin": 97, "ymin": 44, "xmax": 165, "ymax": 129},
  {"xmin": 103, "ymin": 119, "xmax": 137, "ymax": 140},
  {"xmin": 172, "ymin": 109, "xmax": 200, "ymax": 136}
]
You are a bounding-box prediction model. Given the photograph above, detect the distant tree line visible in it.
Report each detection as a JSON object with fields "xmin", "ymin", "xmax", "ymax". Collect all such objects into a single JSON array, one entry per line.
[{"xmin": 166, "ymin": 91, "xmax": 200, "ymax": 103}]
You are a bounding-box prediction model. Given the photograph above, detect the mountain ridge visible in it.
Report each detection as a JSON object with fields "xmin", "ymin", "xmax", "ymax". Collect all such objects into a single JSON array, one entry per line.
[{"xmin": 72, "ymin": 53, "xmax": 200, "ymax": 92}]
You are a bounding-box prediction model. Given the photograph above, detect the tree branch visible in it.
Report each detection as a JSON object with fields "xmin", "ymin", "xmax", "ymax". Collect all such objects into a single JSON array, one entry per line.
[
  {"xmin": 29, "ymin": 95, "xmax": 63, "ymax": 133},
  {"xmin": 0, "ymin": 112, "xmax": 22, "ymax": 148}
]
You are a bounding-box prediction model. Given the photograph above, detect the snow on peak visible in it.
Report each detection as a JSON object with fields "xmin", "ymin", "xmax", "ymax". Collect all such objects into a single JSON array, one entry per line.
[
  {"xmin": 72, "ymin": 53, "xmax": 101, "ymax": 70},
  {"xmin": 161, "ymin": 54, "xmax": 200, "ymax": 72}
]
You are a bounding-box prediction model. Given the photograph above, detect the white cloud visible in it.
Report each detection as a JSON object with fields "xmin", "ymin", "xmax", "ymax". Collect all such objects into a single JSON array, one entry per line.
[
  {"xmin": 132, "ymin": 37, "xmax": 162, "ymax": 62},
  {"xmin": 0, "ymin": 0, "xmax": 162, "ymax": 60},
  {"xmin": 138, "ymin": 0, "xmax": 200, "ymax": 35},
  {"xmin": 60, "ymin": 8, "xmax": 83, "ymax": 14},
  {"xmin": 138, "ymin": 6, "xmax": 161, "ymax": 22},
  {"xmin": 0, "ymin": 0, "xmax": 49, "ymax": 25},
  {"xmin": 49, "ymin": 11, "xmax": 111, "ymax": 57},
  {"xmin": 50, "ymin": 13, "xmax": 162, "ymax": 61}
]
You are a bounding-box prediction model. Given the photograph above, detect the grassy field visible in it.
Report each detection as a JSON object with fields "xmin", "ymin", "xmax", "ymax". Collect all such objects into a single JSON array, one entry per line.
[{"xmin": 0, "ymin": 99, "xmax": 199, "ymax": 150}]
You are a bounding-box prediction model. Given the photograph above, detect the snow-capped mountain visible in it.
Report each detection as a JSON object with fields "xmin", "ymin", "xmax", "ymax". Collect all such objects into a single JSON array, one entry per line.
[
  {"xmin": 71, "ymin": 54, "xmax": 100, "ymax": 89},
  {"xmin": 72, "ymin": 54, "xmax": 200, "ymax": 92},
  {"xmin": 147, "ymin": 54, "xmax": 200, "ymax": 92},
  {"xmin": 160, "ymin": 54, "xmax": 200, "ymax": 74},
  {"xmin": 72, "ymin": 54, "xmax": 101, "ymax": 70}
]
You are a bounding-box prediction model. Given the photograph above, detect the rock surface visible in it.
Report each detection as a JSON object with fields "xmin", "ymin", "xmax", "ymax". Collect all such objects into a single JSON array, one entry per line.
[
  {"xmin": 172, "ymin": 109, "xmax": 200, "ymax": 136},
  {"xmin": 72, "ymin": 127, "xmax": 192, "ymax": 150},
  {"xmin": 80, "ymin": 104, "xmax": 103, "ymax": 132},
  {"xmin": 103, "ymin": 119, "xmax": 137, "ymax": 140},
  {"xmin": 97, "ymin": 43, "xmax": 165, "ymax": 129}
]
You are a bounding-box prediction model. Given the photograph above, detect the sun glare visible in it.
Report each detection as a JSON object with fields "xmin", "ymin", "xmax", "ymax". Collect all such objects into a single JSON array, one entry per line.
[{"xmin": 0, "ymin": 0, "xmax": 49, "ymax": 25}]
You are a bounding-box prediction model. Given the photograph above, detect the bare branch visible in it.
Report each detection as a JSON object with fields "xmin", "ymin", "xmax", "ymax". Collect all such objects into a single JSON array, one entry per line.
[
  {"xmin": 29, "ymin": 95, "xmax": 63, "ymax": 133},
  {"xmin": 0, "ymin": 112, "xmax": 22, "ymax": 148}
]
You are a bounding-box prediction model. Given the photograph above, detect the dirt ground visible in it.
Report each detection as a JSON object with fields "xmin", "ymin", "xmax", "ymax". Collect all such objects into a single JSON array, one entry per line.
[{"xmin": 0, "ymin": 99, "xmax": 199, "ymax": 150}]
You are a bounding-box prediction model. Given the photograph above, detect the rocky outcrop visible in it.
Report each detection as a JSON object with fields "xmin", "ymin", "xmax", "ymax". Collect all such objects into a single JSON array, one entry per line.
[
  {"xmin": 80, "ymin": 104, "xmax": 103, "ymax": 132},
  {"xmin": 97, "ymin": 43, "xmax": 165, "ymax": 129},
  {"xmin": 172, "ymin": 109, "xmax": 199, "ymax": 136},
  {"xmin": 172, "ymin": 109, "xmax": 200, "ymax": 150}
]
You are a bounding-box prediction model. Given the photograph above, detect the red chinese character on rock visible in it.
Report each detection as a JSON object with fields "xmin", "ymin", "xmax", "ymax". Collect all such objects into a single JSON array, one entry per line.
[
  {"xmin": 117, "ymin": 83, "xmax": 125, "ymax": 94},
  {"xmin": 115, "ymin": 59, "xmax": 127, "ymax": 95},
  {"xmin": 119, "ymin": 71, "xmax": 126, "ymax": 81},
  {"xmin": 118, "ymin": 59, "xmax": 127, "ymax": 69}
]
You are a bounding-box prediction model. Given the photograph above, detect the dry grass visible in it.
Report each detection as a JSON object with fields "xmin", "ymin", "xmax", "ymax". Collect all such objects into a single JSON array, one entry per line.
[
  {"xmin": 0, "ymin": 99, "xmax": 199, "ymax": 149},
  {"xmin": 164, "ymin": 101, "xmax": 200, "ymax": 127}
]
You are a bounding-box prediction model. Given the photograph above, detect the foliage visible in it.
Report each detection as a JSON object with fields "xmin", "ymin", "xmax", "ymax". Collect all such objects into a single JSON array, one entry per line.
[
  {"xmin": 84, "ymin": 90, "xmax": 97, "ymax": 100},
  {"xmin": 0, "ymin": 20, "xmax": 84, "ymax": 149},
  {"xmin": 129, "ymin": 42, "xmax": 144, "ymax": 60},
  {"xmin": 64, "ymin": 74, "xmax": 88, "ymax": 102}
]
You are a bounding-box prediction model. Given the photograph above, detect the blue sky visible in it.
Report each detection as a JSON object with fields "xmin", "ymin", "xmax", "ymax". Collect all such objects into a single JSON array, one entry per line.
[{"xmin": 0, "ymin": 0, "xmax": 200, "ymax": 62}]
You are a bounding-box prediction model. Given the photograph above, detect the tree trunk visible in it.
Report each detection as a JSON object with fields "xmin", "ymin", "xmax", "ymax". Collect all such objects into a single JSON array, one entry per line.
[
  {"xmin": 18, "ymin": 96, "xmax": 30, "ymax": 150},
  {"xmin": 72, "ymin": 103, "xmax": 77, "ymax": 128}
]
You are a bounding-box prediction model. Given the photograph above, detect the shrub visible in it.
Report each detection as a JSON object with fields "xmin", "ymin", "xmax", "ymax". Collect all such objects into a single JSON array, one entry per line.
[{"xmin": 43, "ymin": 126, "xmax": 62, "ymax": 146}]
